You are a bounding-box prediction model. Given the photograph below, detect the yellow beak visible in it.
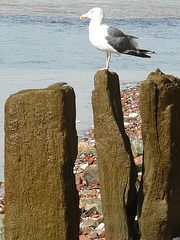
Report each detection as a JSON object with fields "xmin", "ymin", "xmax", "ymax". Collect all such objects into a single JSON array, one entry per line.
[{"xmin": 80, "ymin": 14, "xmax": 88, "ymax": 19}]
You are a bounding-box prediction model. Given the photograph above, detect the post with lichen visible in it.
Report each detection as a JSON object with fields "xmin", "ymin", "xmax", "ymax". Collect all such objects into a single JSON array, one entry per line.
[
  {"xmin": 138, "ymin": 69, "xmax": 180, "ymax": 239},
  {"xmin": 5, "ymin": 85, "xmax": 79, "ymax": 240},
  {"xmin": 92, "ymin": 70, "xmax": 137, "ymax": 240}
]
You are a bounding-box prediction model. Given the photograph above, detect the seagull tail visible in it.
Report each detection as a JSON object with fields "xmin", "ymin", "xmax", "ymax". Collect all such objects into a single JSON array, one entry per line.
[
  {"xmin": 125, "ymin": 49, "xmax": 155, "ymax": 58},
  {"xmin": 139, "ymin": 49, "xmax": 155, "ymax": 54}
]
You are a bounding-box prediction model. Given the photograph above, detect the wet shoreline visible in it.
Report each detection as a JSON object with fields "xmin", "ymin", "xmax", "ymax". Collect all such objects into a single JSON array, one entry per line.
[{"xmin": 0, "ymin": 1, "xmax": 179, "ymax": 18}]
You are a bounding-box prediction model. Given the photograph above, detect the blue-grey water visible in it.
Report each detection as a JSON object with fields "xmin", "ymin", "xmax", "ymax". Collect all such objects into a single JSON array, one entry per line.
[{"xmin": 0, "ymin": 0, "xmax": 180, "ymax": 180}]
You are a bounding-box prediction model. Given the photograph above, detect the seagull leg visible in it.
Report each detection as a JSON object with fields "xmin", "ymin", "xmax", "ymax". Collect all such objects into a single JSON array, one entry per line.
[
  {"xmin": 106, "ymin": 53, "xmax": 109, "ymax": 69},
  {"xmin": 100, "ymin": 53, "xmax": 111, "ymax": 71},
  {"xmin": 106, "ymin": 53, "xmax": 111, "ymax": 70}
]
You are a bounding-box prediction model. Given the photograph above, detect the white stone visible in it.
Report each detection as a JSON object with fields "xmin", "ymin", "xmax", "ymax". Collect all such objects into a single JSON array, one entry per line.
[
  {"xmin": 96, "ymin": 223, "xmax": 105, "ymax": 230},
  {"xmin": 129, "ymin": 112, "xmax": 139, "ymax": 118},
  {"xmin": 80, "ymin": 162, "xmax": 89, "ymax": 170}
]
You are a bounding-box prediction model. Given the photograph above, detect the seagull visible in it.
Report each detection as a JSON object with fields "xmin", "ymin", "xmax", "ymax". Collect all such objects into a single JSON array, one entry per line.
[{"xmin": 80, "ymin": 7, "xmax": 154, "ymax": 70}]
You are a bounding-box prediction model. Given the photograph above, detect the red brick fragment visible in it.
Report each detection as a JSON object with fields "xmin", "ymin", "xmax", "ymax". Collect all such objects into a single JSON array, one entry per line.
[
  {"xmin": 91, "ymin": 184, "xmax": 98, "ymax": 187},
  {"xmin": 92, "ymin": 193, "xmax": 97, "ymax": 198},
  {"xmin": 99, "ymin": 230, "xmax": 105, "ymax": 238},
  {"xmin": 88, "ymin": 158, "xmax": 94, "ymax": 165},
  {"xmin": 91, "ymin": 188, "xmax": 97, "ymax": 193},
  {"xmin": 81, "ymin": 228, "xmax": 87, "ymax": 235},
  {"xmin": 91, "ymin": 214, "xmax": 99, "ymax": 218},
  {"xmin": 87, "ymin": 194, "xmax": 93, "ymax": 198},
  {"xmin": 76, "ymin": 183, "xmax": 84, "ymax": 189}
]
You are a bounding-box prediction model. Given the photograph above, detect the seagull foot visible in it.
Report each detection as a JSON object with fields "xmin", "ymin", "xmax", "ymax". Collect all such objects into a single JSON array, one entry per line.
[{"xmin": 100, "ymin": 67, "xmax": 109, "ymax": 71}]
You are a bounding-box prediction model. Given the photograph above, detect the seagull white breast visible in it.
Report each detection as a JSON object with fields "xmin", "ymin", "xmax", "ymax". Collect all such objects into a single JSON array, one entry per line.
[{"xmin": 89, "ymin": 22, "xmax": 119, "ymax": 54}]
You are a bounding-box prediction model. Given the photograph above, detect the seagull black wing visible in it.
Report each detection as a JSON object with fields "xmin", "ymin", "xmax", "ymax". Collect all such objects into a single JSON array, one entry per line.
[{"xmin": 106, "ymin": 26, "xmax": 154, "ymax": 58}]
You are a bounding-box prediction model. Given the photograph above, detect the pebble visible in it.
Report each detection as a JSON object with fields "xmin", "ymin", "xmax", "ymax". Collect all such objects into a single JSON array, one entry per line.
[
  {"xmin": 99, "ymin": 230, "xmax": 105, "ymax": 238},
  {"xmin": 0, "ymin": 205, "xmax": 4, "ymax": 214},
  {"xmin": 89, "ymin": 232, "xmax": 98, "ymax": 239},
  {"xmin": 134, "ymin": 155, "xmax": 143, "ymax": 165},
  {"xmin": 79, "ymin": 235, "xmax": 91, "ymax": 240},
  {"xmin": 129, "ymin": 112, "xmax": 139, "ymax": 118},
  {"xmin": 80, "ymin": 162, "xmax": 89, "ymax": 170},
  {"xmin": 96, "ymin": 223, "xmax": 105, "ymax": 230}
]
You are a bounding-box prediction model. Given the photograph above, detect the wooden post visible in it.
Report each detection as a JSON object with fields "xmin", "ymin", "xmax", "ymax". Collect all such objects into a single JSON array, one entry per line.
[
  {"xmin": 5, "ymin": 86, "xmax": 79, "ymax": 240},
  {"xmin": 92, "ymin": 70, "xmax": 137, "ymax": 240},
  {"xmin": 139, "ymin": 69, "xmax": 180, "ymax": 239}
]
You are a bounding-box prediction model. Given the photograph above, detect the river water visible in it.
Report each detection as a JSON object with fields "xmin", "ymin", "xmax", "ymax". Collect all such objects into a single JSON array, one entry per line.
[{"xmin": 0, "ymin": 0, "xmax": 180, "ymax": 180}]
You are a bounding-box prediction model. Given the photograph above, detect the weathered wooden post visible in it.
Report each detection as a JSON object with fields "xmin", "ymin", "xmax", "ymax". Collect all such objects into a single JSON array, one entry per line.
[
  {"xmin": 92, "ymin": 70, "xmax": 137, "ymax": 240},
  {"xmin": 138, "ymin": 69, "xmax": 180, "ymax": 239},
  {"xmin": 5, "ymin": 85, "xmax": 79, "ymax": 239}
]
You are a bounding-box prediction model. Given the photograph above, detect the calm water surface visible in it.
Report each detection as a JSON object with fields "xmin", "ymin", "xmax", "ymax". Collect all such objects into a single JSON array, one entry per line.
[{"xmin": 0, "ymin": 0, "xmax": 180, "ymax": 180}]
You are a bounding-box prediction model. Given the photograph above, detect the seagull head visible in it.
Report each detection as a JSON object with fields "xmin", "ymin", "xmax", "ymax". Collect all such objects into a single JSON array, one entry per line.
[{"xmin": 80, "ymin": 7, "xmax": 105, "ymax": 24}]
